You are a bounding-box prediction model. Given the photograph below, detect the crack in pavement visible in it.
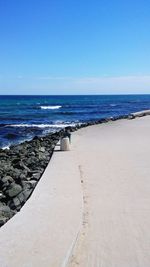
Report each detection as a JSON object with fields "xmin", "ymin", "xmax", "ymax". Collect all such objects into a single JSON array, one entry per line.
[{"xmin": 67, "ymin": 165, "xmax": 90, "ymax": 267}]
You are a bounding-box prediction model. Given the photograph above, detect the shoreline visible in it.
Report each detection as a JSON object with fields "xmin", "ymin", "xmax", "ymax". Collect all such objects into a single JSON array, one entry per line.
[
  {"xmin": 0, "ymin": 109, "xmax": 150, "ymax": 227},
  {"xmin": 1, "ymin": 108, "xmax": 150, "ymax": 150},
  {"xmin": 0, "ymin": 113, "xmax": 150, "ymax": 266}
]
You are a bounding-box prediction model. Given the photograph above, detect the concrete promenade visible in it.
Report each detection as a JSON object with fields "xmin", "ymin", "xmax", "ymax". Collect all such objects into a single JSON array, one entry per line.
[
  {"xmin": 0, "ymin": 116, "xmax": 150, "ymax": 266},
  {"xmin": 0, "ymin": 147, "xmax": 83, "ymax": 267}
]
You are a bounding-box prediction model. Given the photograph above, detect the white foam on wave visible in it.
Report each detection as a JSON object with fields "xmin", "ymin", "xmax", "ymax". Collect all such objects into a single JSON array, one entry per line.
[
  {"xmin": 40, "ymin": 105, "xmax": 62, "ymax": 110},
  {"xmin": 110, "ymin": 104, "xmax": 117, "ymax": 107},
  {"xmin": 9, "ymin": 123, "xmax": 76, "ymax": 128},
  {"xmin": 2, "ymin": 145, "xmax": 10, "ymax": 150}
]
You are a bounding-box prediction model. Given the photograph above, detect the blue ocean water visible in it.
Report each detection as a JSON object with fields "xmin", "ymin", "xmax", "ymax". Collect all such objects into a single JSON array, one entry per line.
[{"xmin": 0, "ymin": 95, "xmax": 150, "ymax": 148}]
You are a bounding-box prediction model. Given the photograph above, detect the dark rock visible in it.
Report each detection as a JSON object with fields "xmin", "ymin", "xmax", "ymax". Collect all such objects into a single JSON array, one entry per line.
[
  {"xmin": 32, "ymin": 173, "xmax": 41, "ymax": 180},
  {"xmin": 19, "ymin": 173, "xmax": 27, "ymax": 180},
  {"xmin": 0, "ymin": 192, "xmax": 6, "ymax": 200},
  {"xmin": 0, "ymin": 217, "xmax": 7, "ymax": 226},
  {"xmin": 22, "ymin": 188, "xmax": 32, "ymax": 201},
  {"xmin": 0, "ymin": 204, "xmax": 15, "ymax": 226},
  {"xmin": 0, "ymin": 204, "xmax": 15, "ymax": 218},
  {"xmin": 39, "ymin": 147, "xmax": 45, "ymax": 152},
  {"xmin": 17, "ymin": 191, "xmax": 25, "ymax": 204},
  {"xmin": 0, "ymin": 152, "xmax": 8, "ymax": 158},
  {"xmin": 13, "ymin": 161, "xmax": 30, "ymax": 172},
  {"xmin": 12, "ymin": 168, "xmax": 22, "ymax": 179},
  {"xmin": 11, "ymin": 197, "xmax": 22, "ymax": 211},
  {"xmin": 12, "ymin": 158, "xmax": 21, "ymax": 164},
  {"xmin": 1, "ymin": 176, "xmax": 14, "ymax": 186},
  {"xmin": 5, "ymin": 183, "xmax": 22, "ymax": 197},
  {"xmin": 128, "ymin": 114, "xmax": 135, "ymax": 119},
  {"xmin": 22, "ymin": 180, "xmax": 36, "ymax": 189}
]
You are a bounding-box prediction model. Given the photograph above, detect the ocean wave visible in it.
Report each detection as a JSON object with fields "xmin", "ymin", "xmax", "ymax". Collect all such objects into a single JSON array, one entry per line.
[
  {"xmin": 110, "ymin": 104, "xmax": 117, "ymax": 107},
  {"xmin": 40, "ymin": 105, "xmax": 62, "ymax": 110},
  {"xmin": 4, "ymin": 133, "xmax": 19, "ymax": 139},
  {"xmin": 0, "ymin": 123, "xmax": 8, "ymax": 127},
  {"xmin": 8, "ymin": 123, "xmax": 76, "ymax": 128},
  {"xmin": 2, "ymin": 145, "xmax": 10, "ymax": 150}
]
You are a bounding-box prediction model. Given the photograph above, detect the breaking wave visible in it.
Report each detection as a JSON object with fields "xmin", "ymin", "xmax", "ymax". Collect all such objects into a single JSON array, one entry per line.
[
  {"xmin": 40, "ymin": 105, "xmax": 62, "ymax": 110},
  {"xmin": 8, "ymin": 123, "xmax": 76, "ymax": 128}
]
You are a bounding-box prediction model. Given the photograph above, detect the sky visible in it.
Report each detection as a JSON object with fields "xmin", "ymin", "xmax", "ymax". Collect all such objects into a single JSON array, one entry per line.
[{"xmin": 0, "ymin": 0, "xmax": 150, "ymax": 95}]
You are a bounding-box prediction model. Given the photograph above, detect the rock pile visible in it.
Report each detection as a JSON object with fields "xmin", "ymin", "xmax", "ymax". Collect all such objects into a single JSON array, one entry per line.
[{"xmin": 0, "ymin": 131, "xmax": 62, "ymax": 227}]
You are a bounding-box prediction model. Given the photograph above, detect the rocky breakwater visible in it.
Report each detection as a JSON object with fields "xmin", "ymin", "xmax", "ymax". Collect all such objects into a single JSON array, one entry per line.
[{"xmin": 0, "ymin": 131, "xmax": 63, "ymax": 227}]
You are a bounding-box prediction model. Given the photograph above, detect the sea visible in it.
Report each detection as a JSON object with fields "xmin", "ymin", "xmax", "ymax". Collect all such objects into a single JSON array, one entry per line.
[{"xmin": 0, "ymin": 94, "xmax": 150, "ymax": 149}]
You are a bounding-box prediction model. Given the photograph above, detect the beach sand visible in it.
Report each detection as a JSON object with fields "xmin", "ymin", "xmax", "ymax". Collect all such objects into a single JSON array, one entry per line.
[{"xmin": 0, "ymin": 116, "xmax": 150, "ymax": 266}]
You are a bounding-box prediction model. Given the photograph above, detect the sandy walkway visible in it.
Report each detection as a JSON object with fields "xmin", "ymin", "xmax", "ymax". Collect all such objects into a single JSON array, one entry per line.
[{"xmin": 0, "ymin": 116, "xmax": 150, "ymax": 266}]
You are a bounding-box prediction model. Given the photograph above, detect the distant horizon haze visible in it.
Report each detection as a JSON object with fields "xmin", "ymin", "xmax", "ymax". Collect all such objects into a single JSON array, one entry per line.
[{"xmin": 0, "ymin": 93, "xmax": 150, "ymax": 96}]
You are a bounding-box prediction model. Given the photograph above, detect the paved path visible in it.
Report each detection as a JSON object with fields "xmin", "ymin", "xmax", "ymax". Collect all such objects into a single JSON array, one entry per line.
[
  {"xmin": 67, "ymin": 117, "xmax": 150, "ymax": 267},
  {"xmin": 0, "ymin": 147, "xmax": 83, "ymax": 267},
  {"xmin": 0, "ymin": 116, "xmax": 150, "ymax": 267}
]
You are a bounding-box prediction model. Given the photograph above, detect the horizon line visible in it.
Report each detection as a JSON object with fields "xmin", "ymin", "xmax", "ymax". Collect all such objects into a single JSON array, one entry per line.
[{"xmin": 0, "ymin": 93, "xmax": 150, "ymax": 96}]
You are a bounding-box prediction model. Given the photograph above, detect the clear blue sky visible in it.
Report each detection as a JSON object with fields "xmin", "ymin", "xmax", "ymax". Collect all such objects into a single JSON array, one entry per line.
[{"xmin": 0, "ymin": 0, "xmax": 150, "ymax": 94}]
